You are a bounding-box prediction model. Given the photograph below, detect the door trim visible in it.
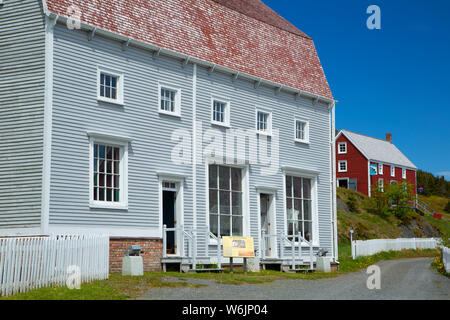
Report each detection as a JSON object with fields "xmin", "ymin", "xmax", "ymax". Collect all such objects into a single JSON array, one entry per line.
[
  {"xmin": 257, "ymin": 191, "xmax": 277, "ymax": 258},
  {"xmin": 158, "ymin": 175, "xmax": 184, "ymax": 256}
]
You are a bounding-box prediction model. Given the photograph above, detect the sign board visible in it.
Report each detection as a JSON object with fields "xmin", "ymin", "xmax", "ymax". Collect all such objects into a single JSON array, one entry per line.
[
  {"xmin": 417, "ymin": 186, "xmax": 425, "ymax": 194},
  {"xmin": 370, "ymin": 164, "xmax": 378, "ymax": 175},
  {"xmin": 222, "ymin": 236, "xmax": 255, "ymax": 258}
]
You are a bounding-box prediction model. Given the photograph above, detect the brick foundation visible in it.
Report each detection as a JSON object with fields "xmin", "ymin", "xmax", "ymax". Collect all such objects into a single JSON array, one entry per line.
[{"xmin": 109, "ymin": 238, "xmax": 163, "ymax": 273}]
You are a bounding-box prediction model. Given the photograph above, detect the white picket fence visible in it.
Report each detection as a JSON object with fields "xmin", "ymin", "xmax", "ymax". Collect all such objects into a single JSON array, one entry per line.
[
  {"xmin": 351, "ymin": 238, "xmax": 439, "ymax": 259},
  {"xmin": 443, "ymin": 247, "xmax": 450, "ymax": 273},
  {"xmin": 0, "ymin": 234, "xmax": 109, "ymax": 296}
]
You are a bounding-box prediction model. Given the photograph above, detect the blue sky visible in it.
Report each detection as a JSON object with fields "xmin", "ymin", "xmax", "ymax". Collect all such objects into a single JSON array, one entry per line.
[{"xmin": 263, "ymin": 0, "xmax": 450, "ymax": 180}]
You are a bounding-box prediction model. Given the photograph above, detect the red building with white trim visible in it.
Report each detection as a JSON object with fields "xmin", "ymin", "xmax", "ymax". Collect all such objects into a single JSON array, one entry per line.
[{"xmin": 335, "ymin": 130, "xmax": 417, "ymax": 196}]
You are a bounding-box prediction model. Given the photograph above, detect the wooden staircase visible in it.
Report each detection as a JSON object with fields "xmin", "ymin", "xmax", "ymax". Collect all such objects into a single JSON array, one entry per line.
[{"xmin": 412, "ymin": 199, "xmax": 448, "ymax": 221}]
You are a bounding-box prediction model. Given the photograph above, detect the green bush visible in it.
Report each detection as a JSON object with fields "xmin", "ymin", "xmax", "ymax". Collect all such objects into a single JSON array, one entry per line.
[
  {"xmin": 346, "ymin": 195, "xmax": 359, "ymax": 213},
  {"xmin": 444, "ymin": 201, "xmax": 450, "ymax": 213},
  {"xmin": 364, "ymin": 182, "xmax": 414, "ymax": 222}
]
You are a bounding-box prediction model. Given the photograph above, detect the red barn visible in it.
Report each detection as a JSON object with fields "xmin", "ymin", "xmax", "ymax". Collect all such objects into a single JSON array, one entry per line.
[{"xmin": 335, "ymin": 130, "xmax": 417, "ymax": 196}]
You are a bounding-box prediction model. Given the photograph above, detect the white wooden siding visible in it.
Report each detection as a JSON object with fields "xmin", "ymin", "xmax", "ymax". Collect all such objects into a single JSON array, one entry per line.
[
  {"xmin": 49, "ymin": 23, "xmax": 333, "ymax": 257},
  {"xmin": 0, "ymin": 0, "xmax": 45, "ymax": 228}
]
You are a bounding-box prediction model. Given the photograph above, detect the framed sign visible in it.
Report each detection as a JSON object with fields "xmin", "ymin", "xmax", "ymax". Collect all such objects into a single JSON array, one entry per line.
[
  {"xmin": 222, "ymin": 236, "xmax": 255, "ymax": 258},
  {"xmin": 370, "ymin": 163, "xmax": 378, "ymax": 175}
]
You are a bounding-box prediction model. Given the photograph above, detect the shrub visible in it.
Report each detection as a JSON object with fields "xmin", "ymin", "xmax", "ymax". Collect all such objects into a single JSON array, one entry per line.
[
  {"xmin": 365, "ymin": 182, "xmax": 414, "ymax": 222},
  {"xmin": 444, "ymin": 201, "xmax": 450, "ymax": 213},
  {"xmin": 346, "ymin": 195, "xmax": 359, "ymax": 213}
]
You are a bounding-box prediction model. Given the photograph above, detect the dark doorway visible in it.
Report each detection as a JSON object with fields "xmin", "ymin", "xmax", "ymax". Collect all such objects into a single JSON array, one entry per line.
[
  {"xmin": 163, "ymin": 190, "xmax": 176, "ymax": 255},
  {"xmin": 338, "ymin": 179, "xmax": 348, "ymax": 188}
]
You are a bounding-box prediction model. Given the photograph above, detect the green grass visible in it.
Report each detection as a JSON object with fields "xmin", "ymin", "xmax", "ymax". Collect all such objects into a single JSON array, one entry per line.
[{"xmin": 0, "ymin": 273, "xmax": 206, "ymax": 300}]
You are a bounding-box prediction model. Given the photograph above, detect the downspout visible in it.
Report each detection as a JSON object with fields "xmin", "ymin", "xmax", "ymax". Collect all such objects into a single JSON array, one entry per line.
[
  {"xmin": 192, "ymin": 63, "xmax": 197, "ymax": 246},
  {"xmin": 331, "ymin": 102, "xmax": 338, "ymax": 262},
  {"xmin": 368, "ymin": 160, "xmax": 371, "ymax": 197}
]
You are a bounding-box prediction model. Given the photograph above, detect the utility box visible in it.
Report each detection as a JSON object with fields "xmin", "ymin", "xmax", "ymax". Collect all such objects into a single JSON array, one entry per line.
[
  {"xmin": 316, "ymin": 256, "xmax": 331, "ymax": 273},
  {"xmin": 122, "ymin": 245, "xmax": 144, "ymax": 276},
  {"xmin": 247, "ymin": 257, "xmax": 260, "ymax": 272}
]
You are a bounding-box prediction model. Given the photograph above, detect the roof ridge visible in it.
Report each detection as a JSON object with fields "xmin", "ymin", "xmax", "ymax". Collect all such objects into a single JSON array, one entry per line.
[
  {"xmin": 343, "ymin": 129, "xmax": 394, "ymax": 145},
  {"xmin": 210, "ymin": 0, "xmax": 311, "ymax": 39}
]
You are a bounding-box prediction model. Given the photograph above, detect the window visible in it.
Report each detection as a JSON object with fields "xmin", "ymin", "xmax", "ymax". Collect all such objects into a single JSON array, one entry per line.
[
  {"xmin": 90, "ymin": 140, "xmax": 128, "ymax": 208},
  {"xmin": 256, "ymin": 109, "xmax": 271, "ymax": 135},
  {"xmin": 338, "ymin": 160, "xmax": 347, "ymax": 172},
  {"xmin": 97, "ymin": 68, "xmax": 124, "ymax": 104},
  {"xmin": 391, "ymin": 165, "xmax": 395, "ymax": 177},
  {"xmin": 158, "ymin": 83, "xmax": 181, "ymax": 116},
  {"xmin": 379, "ymin": 163, "xmax": 383, "ymax": 175},
  {"xmin": 211, "ymin": 99, "xmax": 230, "ymax": 126},
  {"xmin": 208, "ymin": 165, "xmax": 243, "ymax": 237},
  {"xmin": 295, "ymin": 120, "xmax": 309, "ymax": 143},
  {"xmin": 378, "ymin": 178, "xmax": 384, "ymax": 192},
  {"xmin": 402, "ymin": 168, "xmax": 406, "ymax": 179},
  {"xmin": 285, "ymin": 176, "xmax": 313, "ymax": 242},
  {"xmin": 338, "ymin": 142, "xmax": 347, "ymax": 154}
]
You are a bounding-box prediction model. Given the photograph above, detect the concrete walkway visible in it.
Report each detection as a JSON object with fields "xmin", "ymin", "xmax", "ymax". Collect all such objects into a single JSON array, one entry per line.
[{"xmin": 138, "ymin": 258, "xmax": 449, "ymax": 300}]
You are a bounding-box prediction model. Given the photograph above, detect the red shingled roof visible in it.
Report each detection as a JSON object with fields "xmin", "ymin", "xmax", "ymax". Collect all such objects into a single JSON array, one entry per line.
[{"xmin": 45, "ymin": 0, "xmax": 333, "ymax": 100}]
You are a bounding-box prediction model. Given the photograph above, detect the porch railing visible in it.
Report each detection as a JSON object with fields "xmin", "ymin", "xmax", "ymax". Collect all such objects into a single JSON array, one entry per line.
[
  {"xmin": 262, "ymin": 231, "xmax": 314, "ymax": 270},
  {"xmin": 163, "ymin": 226, "xmax": 315, "ymax": 270},
  {"xmin": 162, "ymin": 225, "xmax": 222, "ymax": 270}
]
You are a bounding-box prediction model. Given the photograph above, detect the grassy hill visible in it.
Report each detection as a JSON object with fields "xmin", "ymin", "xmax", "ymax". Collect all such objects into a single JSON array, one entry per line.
[{"xmin": 337, "ymin": 188, "xmax": 448, "ymax": 243}]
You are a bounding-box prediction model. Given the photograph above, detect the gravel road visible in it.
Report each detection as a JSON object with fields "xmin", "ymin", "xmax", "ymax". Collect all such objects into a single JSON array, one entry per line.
[{"xmin": 138, "ymin": 258, "xmax": 449, "ymax": 300}]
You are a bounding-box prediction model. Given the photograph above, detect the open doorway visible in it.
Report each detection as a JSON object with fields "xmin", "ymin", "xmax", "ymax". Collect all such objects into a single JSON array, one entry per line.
[
  {"xmin": 338, "ymin": 178, "xmax": 349, "ymax": 189},
  {"xmin": 260, "ymin": 193, "xmax": 276, "ymax": 258},
  {"xmin": 161, "ymin": 180, "xmax": 182, "ymax": 256}
]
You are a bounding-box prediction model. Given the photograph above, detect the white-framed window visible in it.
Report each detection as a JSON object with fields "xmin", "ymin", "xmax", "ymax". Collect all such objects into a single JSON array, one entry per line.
[
  {"xmin": 402, "ymin": 168, "xmax": 406, "ymax": 179},
  {"xmin": 379, "ymin": 163, "xmax": 383, "ymax": 175},
  {"xmin": 295, "ymin": 119, "xmax": 309, "ymax": 143},
  {"xmin": 97, "ymin": 67, "xmax": 124, "ymax": 105},
  {"xmin": 391, "ymin": 165, "xmax": 395, "ymax": 177},
  {"xmin": 338, "ymin": 142, "xmax": 347, "ymax": 154},
  {"xmin": 89, "ymin": 136, "xmax": 128, "ymax": 209},
  {"xmin": 338, "ymin": 160, "xmax": 347, "ymax": 172},
  {"xmin": 285, "ymin": 175, "xmax": 313, "ymax": 242},
  {"xmin": 208, "ymin": 165, "xmax": 243, "ymax": 237},
  {"xmin": 256, "ymin": 109, "xmax": 272, "ymax": 135},
  {"xmin": 158, "ymin": 83, "xmax": 181, "ymax": 116},
  {"xmin": 211, "ymin": 98, "xmax": 230, "ymax": 127},
  {"xmin": 378, "ymin": 178, "xmax": 384, "ymax": 192}
]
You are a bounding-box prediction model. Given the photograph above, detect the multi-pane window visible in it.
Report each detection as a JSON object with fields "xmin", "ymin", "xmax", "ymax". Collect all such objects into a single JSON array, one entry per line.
[
  {"xmin": 99, "ymin": 73, "xmax": 118, "ymax": 100},
  {"xmin": 286, "ymin": 176, "xmax": 313, "ymax": 242},
  {"xmin": 93, "ymin": 144, "xmax": 121, "ymax": 203},
  {"xmin": 402, "ymin": 168, "xmax": 406, "ymax": 179},
  {"xmin": 212, "ymin": 99, "xmax": 230, "ymax": 125},
  {"xmin": 160, "ymin": 88, "xmax": 177, "ymax": 113},
  {"xmin": 379, "ymin": 163, "xmax": 383, "ymax": 175},
  {"xmin": 378, "ymin": 178, "xmax": 384, "ymax": 192},
  {"xmin": 209, "ymin": 165, "xmax": 243, "ymax": 237},
  {"xmin": 256, "ymin": 110, "xmax": 270, "ymax": 133},
  {"xmin": 391, "ymin": 165, "xmax": 395, "ymax": 177},
  {"xmin": 338, "ymin": 142, "xmax": 347, "ymax": 154},
  {"xmin": 338, "ymin": 160, "xmax": 347, "ymax": 172},
  {"xmin": 295, "ymin": 120, "xmax": 308, "ymax": 142}
]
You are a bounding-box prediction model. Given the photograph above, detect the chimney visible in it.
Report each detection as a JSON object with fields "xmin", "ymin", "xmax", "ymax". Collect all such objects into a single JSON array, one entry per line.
[{"xmin": 385, "ymin": 133, "xmax": 392, "ymax": 143}]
